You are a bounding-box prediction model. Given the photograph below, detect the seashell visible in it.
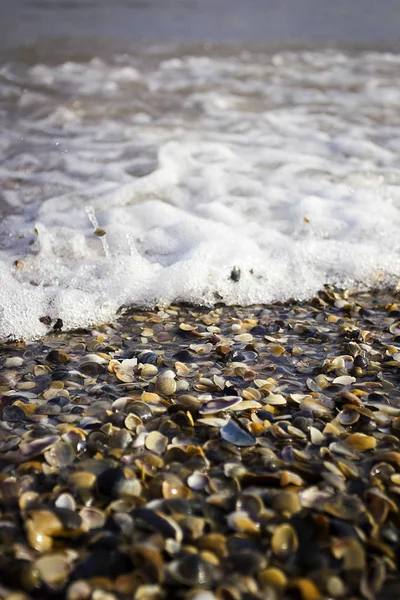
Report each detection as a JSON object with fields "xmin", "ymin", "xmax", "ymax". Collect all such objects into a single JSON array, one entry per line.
[
  {"xmin": 230, "ymin": 266, "xmax": 241, "ymax": 282},
  {"xmin": 116, "ymin": 370, "xmax": 134, "ymax": 383},
  {"xmin": 196, "ymin": 417, "xmax": 228, "ymax": 428},
  {"xmin": 264, "ymin": 393, "xmax": 287, "ymax": 406},
  {"xmin": 234, "ymin": 333, "xmax": 253, "ymax": 343},
  {"xmin": 44, "ymin": 441, "xmax": 75, "ymax": 468},
  {"xmin": 273, "ymin": 491, "xmax": 301, "ymax": 516},
  {"xmin": 141, "ymin": 391, "xmax": 162, "ymax": 404},
  {"xmin": 309, "ymin": 426, "xmax": 325, "ymax": 445},
  {"xmin": 67, "ymin": 471, "xmax": 97, "ymax": 507},
  {"xmin": 141, "ymin": 327, "xmax": 154, "ymax": 338},
  {"xmin": 125, "ymin": 412, "xmax": 141, "ymax": 431},
  {"xmin": 190, "ymin": 343, "xmax": 213, "ymax": 355},
  {"xmin": 306, "ymin": 378, "xmax": 320, "ymax": 393},
  {"xmin": 242, "ymin": 387, "xmax": 262, "ymax": 401},
  {"xmin": 220, "ymin": 418, "xmax": 256, "ymax": 447},
  {"xmin": 314, "ymin": 374, "xmax": 330, "ymax": 389},
  {"xmin": 326, "ymin": 575, "xmax": 347, "ymax": 598},
  {"xmin": 132, "ymin": 508, "xmax": 182, "ymax": 542},
  {"xmin": 79, "ymin": 507, "xmax": 106, "ymax": 531},
  {"xmin": 55, "ymin": 493, "xmax": 76, "ymax": 512},
  {"xmin": 199, "ymin": 396, "xmax": 242, "ymax": 415},
  {"xmin": 290, "ymin": 393, "xmax": 309, "ymax": 404},
  {"xmin": 161, "ymin": 474, "xmax": 188, "ymax": 500},
  {"xmin": 187, "ymin": 471, "xmax": 209, "ymax": 491},
  {"xmin": 227, "ymin": 511, "xmax": 259, "ymax": 534},
  {"xmin": 332, "ymin": 538, "xmax": 366, "ymax": 571},
  {"xmin": 2, "ymin": 405, "xmax": 26, "ymax": 422},
  {"xmin": 96, "ymin": 467, "xmax": 131, "ymax": 499},
  {"xmin": 389, "ymin": 321, "xmax": 400, "ymax": 335},
  {"xmin": 155, "ymin": 372, "xmax": 177, "ymax": 396},
  {"xmin": 127, "ymin": 401, "xmax": 153, "ymax": 422},
  {"xmin": 131, "ymin": 543, "xmax": 165, "ymax": 583},
  {"xmin": 259, "ymin": 567, "xmax": 288, "ymax": 592},
  {"xmin": 288, "ymin": 578, "xmax": 321, "ymax": 600},
  {"xmin": 271, "ymin": 523, "xmax": 298, "ymax": 557},
  {"xmin": 299, "ymin": 397, "xmax": 333, "ymax": 416},
  {"xmin": 108, "ymin": 358, "xmax": 121, "ymax": 373},
  {"xmin": 79, "ymin": 361, "xmax": 104, "ymax": 376},
  {"xmin": 140, "ymin": 363, "xmax": 159, "ymax": 377},
  {"xmin": 168, "ymin": 554, "xmax": 215, "ymax": 587},
  {"xmin": 35, "ymin": 553, "xmax": 71, "ymax": 589},
  {"xmin": 134, "ymin": 584, "xmax": 164, "ymax": 600},
  {"xmin": 332, "ymin": 375, "xmax": 356, "ymax": 386},
  {"xmin": 4, "ymin": 356, "xmax": 23, "ymax": 368},
  {"xmin": 231, "ymin": 400, "xmax": 261, "ymax": 411},
  {"xmin": 120, "ymin": 358, "xmax": 138, "ymax": 373},
  {"xmin": 366, "ymin": 402, "xmax": 400, "ymax": 416},
  {"xmin": 145, "ymin": 431, "xmax": 168, "ymax": 455},
  {"xmin": 25, "ymin": 508, "xmax": 80, "ymax": 552},
  {"xmin": 19, "ymin": 435, "xmax": 60, "ymax": 459},
  {"xmin": 138, "ymin": 351, "xmax": 159, "ymax": 365},
  {"xmin": 346, "ymin": 432, "xmax": 376, "ymax": 452},
  {"xmin": 338, "ymin": 408, "xmax": 360, "ymax": 425},
  {"xmin": 19, "ymin": 491, "xmax": 40, "ymax": 511},
  {"xmin": 179, "ymin": 323, "xmax": 198, "ymax": 332},
  {"xmin": 64, "ymin": 580, "xmax": 92, "ymax": 600}
]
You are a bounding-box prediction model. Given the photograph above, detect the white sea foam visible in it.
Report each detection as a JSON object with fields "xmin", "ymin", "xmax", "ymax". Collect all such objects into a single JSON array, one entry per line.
[{"xmin": 1, "ymin": 48, "xmax": 400, "ymax": 339}]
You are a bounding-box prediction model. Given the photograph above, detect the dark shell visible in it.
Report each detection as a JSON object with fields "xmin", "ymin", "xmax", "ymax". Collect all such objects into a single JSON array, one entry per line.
[
  {"xmin": 168, "ymin": 554, "xmax": 216, "ymax": 587},
  {"xmin": 220, "ymin": 418, "xmax": 256, "ymax": 447},
  {"xmin": 2, "ymin": 405, "xmax": 26, "ymax": 422}
]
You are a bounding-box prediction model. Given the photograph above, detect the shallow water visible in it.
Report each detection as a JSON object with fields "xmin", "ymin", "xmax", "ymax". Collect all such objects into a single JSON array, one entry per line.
[
  {"xmin": 2, "ymin": 0, "xmax": 400, "ymax": 47},
  {"xmin": 1, "ymin": 2, "xmax": 400, "ymax": 339}
]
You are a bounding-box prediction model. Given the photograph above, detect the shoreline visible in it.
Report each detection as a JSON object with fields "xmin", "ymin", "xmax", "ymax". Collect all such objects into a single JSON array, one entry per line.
[{"xmin": 0, "ymin": 287, "xmax": 400, "ymax": 598}]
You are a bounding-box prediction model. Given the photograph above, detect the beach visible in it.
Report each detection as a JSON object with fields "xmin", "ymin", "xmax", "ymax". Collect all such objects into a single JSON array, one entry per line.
[
  {"xmin": 2, "ymin": 1, "xmax": 400, "ymax": 598},
  {"xmin": 0, "ymin": 287, "xmax": 400, "ymax": 598}
]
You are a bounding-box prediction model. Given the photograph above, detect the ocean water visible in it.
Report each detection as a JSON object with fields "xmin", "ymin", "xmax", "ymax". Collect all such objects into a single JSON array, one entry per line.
[{"xmin": 1, "ymin": 0, "xmax": 400, "ymax": 340}]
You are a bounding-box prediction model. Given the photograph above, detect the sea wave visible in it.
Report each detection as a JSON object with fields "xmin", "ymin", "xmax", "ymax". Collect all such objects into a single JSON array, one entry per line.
[{"xmin": 1, "ymin": 48, "xmax": 400, "ymax": 339}]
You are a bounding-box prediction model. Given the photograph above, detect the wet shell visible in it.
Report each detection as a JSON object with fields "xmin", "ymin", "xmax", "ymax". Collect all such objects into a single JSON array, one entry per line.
[
  {"xmin": 271, "ymin": 523, "xmax": 299, "ymax": 557},
  {"xmin": 273, "ymin": 491, "xmax": 302, "ymax": 516},
  {"xmin": 227, "ymin": 511, "xmax": 260, "ymax": 535},
  {"xmin": 338, "ymin": 408, "xmax": 360, "ymax": 426}
]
